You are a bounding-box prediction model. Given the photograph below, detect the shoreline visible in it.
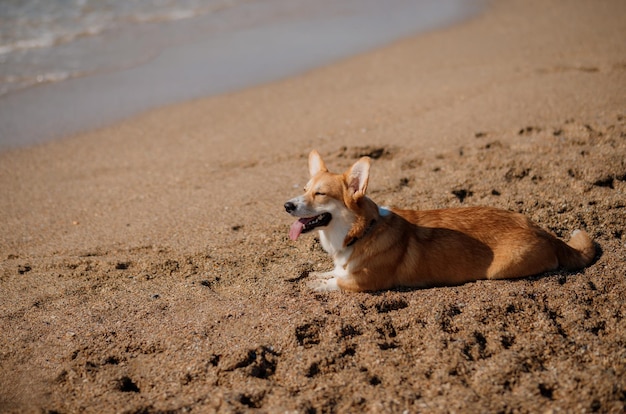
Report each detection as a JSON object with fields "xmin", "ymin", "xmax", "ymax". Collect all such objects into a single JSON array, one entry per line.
[
  {"xmin": 1, "ymin": 0, "xmax": 625, "ymax": 412},
  {"xmin": 0, "ymin": 0, "xmax": 482, "ymax": 151}
]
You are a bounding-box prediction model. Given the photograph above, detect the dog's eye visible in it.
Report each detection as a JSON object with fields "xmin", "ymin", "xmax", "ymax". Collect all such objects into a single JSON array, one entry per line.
[{"xmin": 315, "ymin": 192, "xmax": 326, "ymax": 196}]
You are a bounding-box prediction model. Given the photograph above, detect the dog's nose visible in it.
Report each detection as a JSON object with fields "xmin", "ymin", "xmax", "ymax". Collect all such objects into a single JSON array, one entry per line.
[{"xmin": 284, "ymin": 201, "xmax": 296, "ymax": 213}]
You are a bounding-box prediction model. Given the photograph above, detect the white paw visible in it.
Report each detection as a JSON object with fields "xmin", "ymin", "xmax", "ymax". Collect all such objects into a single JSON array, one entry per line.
[{"xmin": 307, "ymin": 277, "xmax": 340, "ymax": 292}]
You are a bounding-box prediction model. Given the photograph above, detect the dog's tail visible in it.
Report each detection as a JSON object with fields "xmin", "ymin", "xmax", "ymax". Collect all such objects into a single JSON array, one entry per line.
[{"xmin": 553, "ymin": 229, "xmax": 596, "ymax": 270}]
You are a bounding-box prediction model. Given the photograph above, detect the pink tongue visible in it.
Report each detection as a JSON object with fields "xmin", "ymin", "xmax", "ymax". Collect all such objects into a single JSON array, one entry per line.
[{"xmin": 289, "ymin": 219, "xmax": 308, "ymax": 241}]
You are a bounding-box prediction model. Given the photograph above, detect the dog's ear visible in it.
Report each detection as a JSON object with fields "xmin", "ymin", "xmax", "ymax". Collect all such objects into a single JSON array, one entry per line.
[
  {"xmin": 308, "ymin": 150, "xmax": 328, "ymax": 177},
  {"xmin": 346, "ymin": 157, "xmax": 370, "ymax": 200}
]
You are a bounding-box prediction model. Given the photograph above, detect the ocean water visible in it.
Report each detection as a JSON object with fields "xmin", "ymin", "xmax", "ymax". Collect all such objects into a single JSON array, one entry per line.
[
  {"xmin": 0, "ymin": 0, "xmax": 483, "ymax": 149},
  {"xmin": 0, "ymin": 0, "xmax": 232, "ymax": 95}
]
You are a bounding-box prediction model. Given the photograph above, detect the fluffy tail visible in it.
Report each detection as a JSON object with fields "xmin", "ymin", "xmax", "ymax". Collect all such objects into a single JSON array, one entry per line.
[{"xmin": 554, "ymin": 229, "xmax": 596, "ymax": 270}]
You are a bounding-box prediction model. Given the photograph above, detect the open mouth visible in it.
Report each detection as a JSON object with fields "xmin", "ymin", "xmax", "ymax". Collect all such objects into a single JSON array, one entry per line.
[{"xmin": 289, "ymin": 213, "xmax": 332, "ymax": 241}]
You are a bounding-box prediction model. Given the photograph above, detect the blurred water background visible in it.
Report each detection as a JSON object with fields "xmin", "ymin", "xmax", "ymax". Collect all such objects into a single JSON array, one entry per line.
[{"xmin": 0, "ymin": 0, "xmax": 482, "ymax": 149}]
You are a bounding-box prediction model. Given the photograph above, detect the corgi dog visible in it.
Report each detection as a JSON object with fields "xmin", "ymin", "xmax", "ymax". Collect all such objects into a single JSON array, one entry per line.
[{"xmin": 284, "ymin": 150, "xmax": 596, "ymax": 292}]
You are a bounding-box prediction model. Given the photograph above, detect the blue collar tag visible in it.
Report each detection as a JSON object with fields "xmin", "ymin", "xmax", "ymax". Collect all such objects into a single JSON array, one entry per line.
[{"xmin": 378, "ymin": 206, "xmax": 391, "ymax": 217}]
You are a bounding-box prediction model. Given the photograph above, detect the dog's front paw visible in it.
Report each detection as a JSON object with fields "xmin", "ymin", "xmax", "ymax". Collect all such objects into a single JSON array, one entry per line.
[{"xmin": 307, "ymin": 277, "xmax": 340, "ymax": 292}]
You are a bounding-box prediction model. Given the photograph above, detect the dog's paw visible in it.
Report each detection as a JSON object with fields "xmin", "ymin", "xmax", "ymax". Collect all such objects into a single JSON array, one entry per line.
[{"xmin": 307, "ymin": 277, "xmax": 340, "ymax": 292}]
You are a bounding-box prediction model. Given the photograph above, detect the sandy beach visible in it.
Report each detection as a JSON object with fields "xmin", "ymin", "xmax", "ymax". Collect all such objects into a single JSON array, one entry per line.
[{"xmin": 1, "ymin": 0, "xmax": 625, "ymax": 412}]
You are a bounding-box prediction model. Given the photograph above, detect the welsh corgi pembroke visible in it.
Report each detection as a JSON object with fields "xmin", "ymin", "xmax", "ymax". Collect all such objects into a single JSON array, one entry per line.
[{"xmin": 284, "ymin": 150, "xmax": 596, "ymax": 292}]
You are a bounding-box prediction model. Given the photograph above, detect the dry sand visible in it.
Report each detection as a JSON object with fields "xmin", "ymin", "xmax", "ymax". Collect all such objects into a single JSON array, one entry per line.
[{"xmin": 1, "ymin": 0, "xmax": 625, "ymax": 412}]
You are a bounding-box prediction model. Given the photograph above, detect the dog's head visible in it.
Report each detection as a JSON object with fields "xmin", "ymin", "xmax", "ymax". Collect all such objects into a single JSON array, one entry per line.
[{"xmin": 284, "ymin": 150, "xmax": 370, "ymax": 241}]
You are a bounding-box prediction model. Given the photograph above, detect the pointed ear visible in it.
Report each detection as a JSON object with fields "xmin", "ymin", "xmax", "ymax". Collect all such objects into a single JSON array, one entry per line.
[
  {"xmin": 346, "ymin": 157, "xmax": 370, "ymax": 200},
  {"xmin": 308, "ymin": 150, "xmax": 328, "ymax": 177}
]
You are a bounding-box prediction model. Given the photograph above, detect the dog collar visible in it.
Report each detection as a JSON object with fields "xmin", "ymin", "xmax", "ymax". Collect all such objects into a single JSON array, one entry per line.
[
  {"xmin": 346, "ymin": 219, "xmax": 378, "ymax": 247},
  {"xmin": 378, "ymin": 206, "xmax": 392, "ymax": 217}
]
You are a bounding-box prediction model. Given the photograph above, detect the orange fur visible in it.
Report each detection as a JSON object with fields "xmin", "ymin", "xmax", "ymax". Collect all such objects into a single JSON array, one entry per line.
[{"xmin": 284, "ymin": 151, "xmax": 596, "ymax": 292}]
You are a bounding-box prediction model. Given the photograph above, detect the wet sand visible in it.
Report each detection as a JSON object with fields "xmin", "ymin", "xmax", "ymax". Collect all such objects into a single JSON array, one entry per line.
[{"xmin": 1, "ymin": 0, "xmax": 625, "ymax": 412}]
